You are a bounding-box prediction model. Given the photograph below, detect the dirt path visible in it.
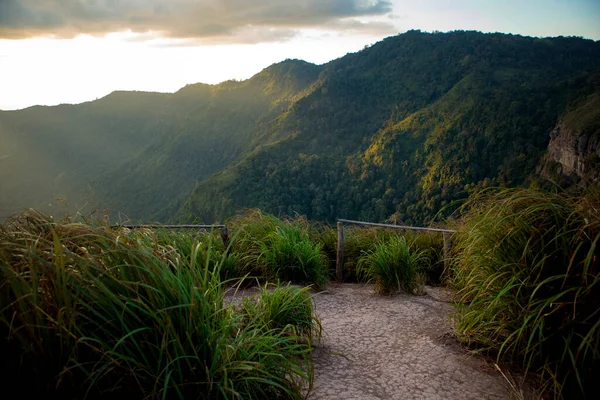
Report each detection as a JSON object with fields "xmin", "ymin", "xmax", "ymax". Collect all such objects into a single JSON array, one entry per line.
[{"xmin": 307, "ymin": 283, "xmax": 510, "ymax": 400}]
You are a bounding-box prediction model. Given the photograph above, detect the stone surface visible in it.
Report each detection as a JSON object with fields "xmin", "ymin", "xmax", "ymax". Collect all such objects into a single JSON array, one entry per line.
[
  {"xmin": 306, "ymin": 283, "xmax": 512, "ymax": 400},
  {"xmin": 224, "ymin": 282, "xmax": 528, "ymax": 399},
  {"xmin": 538, "ymin": 120, "xmax": 600, "ymax": 182}
]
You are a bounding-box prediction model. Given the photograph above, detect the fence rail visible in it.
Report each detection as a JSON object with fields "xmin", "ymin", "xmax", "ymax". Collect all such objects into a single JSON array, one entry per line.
[
  {"xmin": 114, "ymin": 224, "xmax": 229, "ymax": 244},
  {"xmin": 336, "ymin": 219, "xmax": 455, "ymax": 282},
  {"xmin": 117, "ymin": 224, "xmax": 225, "ymax": 229},
  {"xmin": 337, "ymin": 219, "xmax": 455, "ymax": 234},
  {"xmin": 113, "ymin": 220, "xmax": 454, "ymax": 282}
]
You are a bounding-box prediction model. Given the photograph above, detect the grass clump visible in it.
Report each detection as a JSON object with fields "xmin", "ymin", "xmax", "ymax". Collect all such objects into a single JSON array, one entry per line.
[
  {"xmin": 227, "ymin": 210, "xmax": 285, "ymax": 277},
  {"xmin": 315, "ymin": 226, "xmax": 398, "ymax": 282},
  {"xmin": 404, "ymin": 231, "xmax": 445, "ymax": 285},
  {"xmin": 242, "ymin": 283, "xmax": 321, "ymax": 341},
  {"xmin": 259, "ymin": 226, "xmax": 328, "ymax": 288},
  {"xmin": 228, "ymin": 210, "xmax": 328, "ymax": 287},
  {"xmin": 452, "ymin": 188, "xmax": 599, "ymax": 399},
  {"xmin": 0, "ymin": 210, "xmax": 315, "ymax": 399},
  {"xmin": 149, "ymin": 227, "xmax": 240, "ymax": 280},
  {"xmin": 357, "ymin": 235, "xmax": 427, "ymax": 295},
  {"xmin": 312, "ymin": 223, "xmax": 444, "ymax": 284}
]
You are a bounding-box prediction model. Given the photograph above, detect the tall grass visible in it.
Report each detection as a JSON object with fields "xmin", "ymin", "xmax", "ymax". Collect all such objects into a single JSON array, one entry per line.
[
  {"xmin": 0, "ymin": 210, "xmax": 316, "ymax": 399},
  {"xmin": 242, "ymin": 284, "xmax": 321, "ymax": 341},
  {"xmin": 227, "ymin": 209, "xmax": 287, "ymax": 279},
  {"xmin": 451, "ymin": 188, "xmax": 599, "ymax": 399},
  {"xmin": 314, "ymin": 226, "xmax": 399, "ymax": 282},
  {"xmin": 357, "ymin": 235, "xmax": 427, "ymax": 295},
  {"xmin": 404, "ymin": 231, "xmax": 445, "ymax": 285},
  {"xmin": 259, "ymin": 226, "xmax": 328, "ymax": 288},
  {"xmin": 227, "ymin": 210, "xmax": 328, "ymax": 287},
  {"xmin": 147, "ymin": 227, "xmax": 239, "ymax": 280},
  {"xmin": 314, "ymin": 224, "xmax": 444, "ymax": 283}
]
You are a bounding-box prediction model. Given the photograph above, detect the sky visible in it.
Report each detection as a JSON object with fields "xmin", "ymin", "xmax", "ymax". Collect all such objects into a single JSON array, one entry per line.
[{"xmin": 0, "ymin": 0, "xmax": 599, "ymax": 111}]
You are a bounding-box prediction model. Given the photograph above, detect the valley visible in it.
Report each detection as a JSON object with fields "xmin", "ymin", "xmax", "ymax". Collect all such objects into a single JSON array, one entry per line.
[{"xmin": 2, "ymin": 30, "xmax": 599, "ymax": 224}]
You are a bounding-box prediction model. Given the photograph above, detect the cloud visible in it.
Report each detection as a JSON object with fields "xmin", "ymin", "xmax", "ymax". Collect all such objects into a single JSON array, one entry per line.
[
  {"xmin": 0, "ymin": 0, "xmax": 394, "ymax": 42},
  {"xmin": 149, "ymin": 27, "xmax": 300, "ymax": 47},
  {"xmin": 325, "ymin": 18, "xmax": 397, "ymax": 35}
]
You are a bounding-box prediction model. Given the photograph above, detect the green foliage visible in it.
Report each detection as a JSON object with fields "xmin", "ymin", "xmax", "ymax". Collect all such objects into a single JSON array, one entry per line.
[
  {"xmin": 405, "ymin": 231, "xmax": 445, "ymax": 285},
  {"xmin": 307, "ymin": 223, "xmax": 338, "ymax": 277},
  {"xmin": 357, "ymin": 235, "xmax": 427, "ymax": 295},
  {"xmin": 3, "ymin": 32, "xmax": 600, "ymax": 226},
  {"xmin": 227, "ymin": 209, "xmax": 289, "ymax": 279},
  {"xmin": 182, "ymin": 31, "xmax": 600, "ymax": 225},
  {"xmin": 451, "ymin": 188, "xmax": 600, "ymax": 398},
  {"xmin": 242, "ymin": 284, "xmax": 321, "ymax": 340},
  {"xmin": 225, "ymin": 210, "xmax": 328, "ymax": 287},
  {"xmin": 340, "ymin": 227, "xmax": 398, "ymax": 281},
  {"xmin": 312, "ymin": 225, "xmax": 444, "ymax": 283},
  {"xmin": 0, "ymin": 211, "xmax": 315, "ymax": 399},
  {"xmin": 259, "ymin": 225, "xmax": 328, "ymax": 288},
  {"xmin": 149, "ymin": 227, "xmax": 239, "ymax": 280}
]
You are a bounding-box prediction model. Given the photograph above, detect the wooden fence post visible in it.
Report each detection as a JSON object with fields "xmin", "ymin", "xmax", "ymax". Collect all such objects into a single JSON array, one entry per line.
[
  {"xmin": 336, "ymin": 221, "xmax": 344, "ymax": 282},
  {"xmin": 220, "ymin": 226, "xmax": 230, "ymax": 247},
  {"xmin": 443, "ymin": 232, "xmax": 452, "ymax": 277}
]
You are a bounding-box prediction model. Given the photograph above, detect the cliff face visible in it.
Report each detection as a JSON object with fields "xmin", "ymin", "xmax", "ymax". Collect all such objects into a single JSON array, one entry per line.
[
  {"xmin": 538, "ymin": 120, "xmax": 600, "ymax": 183},
  {"xmin": 538, "ymin": 89, "xmax": 600, "ymax": 184}
]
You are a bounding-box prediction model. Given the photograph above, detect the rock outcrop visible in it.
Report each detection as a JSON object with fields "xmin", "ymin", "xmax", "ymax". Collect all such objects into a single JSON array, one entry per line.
[
  {"xmin": 539, "ymin": 121, "xmax": 599, "ymax": 180},
  {"xmin": 538, "ymin": 90, "xmax": 600, "ymax": 184}
]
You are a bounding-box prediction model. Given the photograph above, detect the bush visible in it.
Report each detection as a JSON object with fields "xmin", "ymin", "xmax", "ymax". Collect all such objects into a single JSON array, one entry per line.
[
  {"xmin": 227, "ymin": 209, "xmax": 286, "ymax": 279},
  {"xmin": 140, "ymin": 227, "xmax": 239, "ymax": 280},
  {"xmin": 260, "ymin": 225, "xmax": 328, "ymax": 288},
  {"xmin": 227, "ymin": 210, "xmax": 328, "ymax": 287},
  {"xmin": 242, "ymin": 284, "xmax": 321, "ymax": 340},
  {"xmin": 312, "ymin": 223, "xmax": 444, "ymax": 283},
  {"xmin": 0, "ymin": 211, "xmax": 315, "ymax": 399},
  {"xmin": 307, "ymin": 223, "xmax": 337, "ymax": 279},
  {"xmin": 451, "ymin": 188, "xmax": 600, "ymax": 398},
  {"xmin": 357, "ymin": 235, "xmax": 427, "ymax": 295},
  {"xmin": 315, "ymin": 226, "xmax": 398, "ymax": 282},
  {"xmin": 406, "ymin": 231, "xmax": 445, "ymax": 285}
]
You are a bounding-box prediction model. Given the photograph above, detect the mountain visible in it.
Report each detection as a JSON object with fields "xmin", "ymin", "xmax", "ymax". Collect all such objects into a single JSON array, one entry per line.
[
  {"xmin": 0, "ymin": 60, "xmax": 322, "ymax": 220},
  {"xmin": 94, "ymin": 60, "xmax": 323, "ymax": 220},
  {"xmin": 178, "ymin": 31, "xmax": 600, "ymax": 224},
  {"xmin": 1, "ymin": 31, "xmax": 600, "ymax": 224},
  {"xmin": 0, "ymin": 91, "xmax": 172, "ymax": 217}
]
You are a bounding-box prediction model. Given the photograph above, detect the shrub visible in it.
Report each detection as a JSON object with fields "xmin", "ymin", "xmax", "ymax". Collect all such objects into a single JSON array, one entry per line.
[
  {"xmin": 316, "ymin": 226, "xmax": 398, "ymax": 282},
  {"xmin": 0, "ymin": 211, "xmax": 315, "ymax": 399},
  {"xmin": 357, "ymin": 235, "xmax": 427, "ymax": 295},
  {"xmin": 228, "ymin": 210, "xmax": 328, "ymax": 287},
  {"xmin": 260, "ymin": 225, "xmax": 328, "ymax": 288},
  {"xmin": 406, "ymin": 231, "xmax": 445, "ymax": 285},
  {"xmin": 313, "ymin": 223, "xmax": 444, "ymax": 283},
  {"xmin": 242, "ymin": 284, "xmax": 321, "ymax": 341},
  {"xmin": 307, "ymin": 223, "xmax": 337, "ymax": 279},
  {"xmin": 138, "ymin": 227, "xmax": 239, "ymax": 280},
  {"xmin": 451, "ymin": 188, "xmax": 599, "ymax": 399},
  {"xmin": 226, "ymin": 209, "xmax": 287, "ymax": 279}
]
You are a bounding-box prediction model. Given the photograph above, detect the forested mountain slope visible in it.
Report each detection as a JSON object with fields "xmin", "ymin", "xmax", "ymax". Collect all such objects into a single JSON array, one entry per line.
[
  {"xmin": 0, "ymin": 91, "xmax": 172, "ymax": 217},
  {"xmin": 94, "ymin": 60, "xmax": 323, "ymax": 220},
  {"xmin": 2, "ymin": 31, "xmax": 599, "ymax": 224},
  {"xmin": 179, "ymin": 31, "xmax": 600, "ymax": 224},
  {"xmin": 0, "ymin": 60, "xmax": 322, "ymax": 219}
]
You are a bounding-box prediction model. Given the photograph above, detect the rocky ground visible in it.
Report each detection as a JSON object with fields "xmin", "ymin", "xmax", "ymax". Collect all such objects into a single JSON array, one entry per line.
[
  {"xmin": 225, "ymin": 283, "xmax": 527, "ymax": 399},
  {"xmin": 306, "ymin": 283, "xmax": 516, "ymax": 400}
]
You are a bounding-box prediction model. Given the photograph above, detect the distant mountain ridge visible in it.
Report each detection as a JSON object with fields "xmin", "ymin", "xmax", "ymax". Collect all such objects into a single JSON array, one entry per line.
[{"xmin": 1, "ymin": 31, "xmax": 599, "ymax": 224}]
